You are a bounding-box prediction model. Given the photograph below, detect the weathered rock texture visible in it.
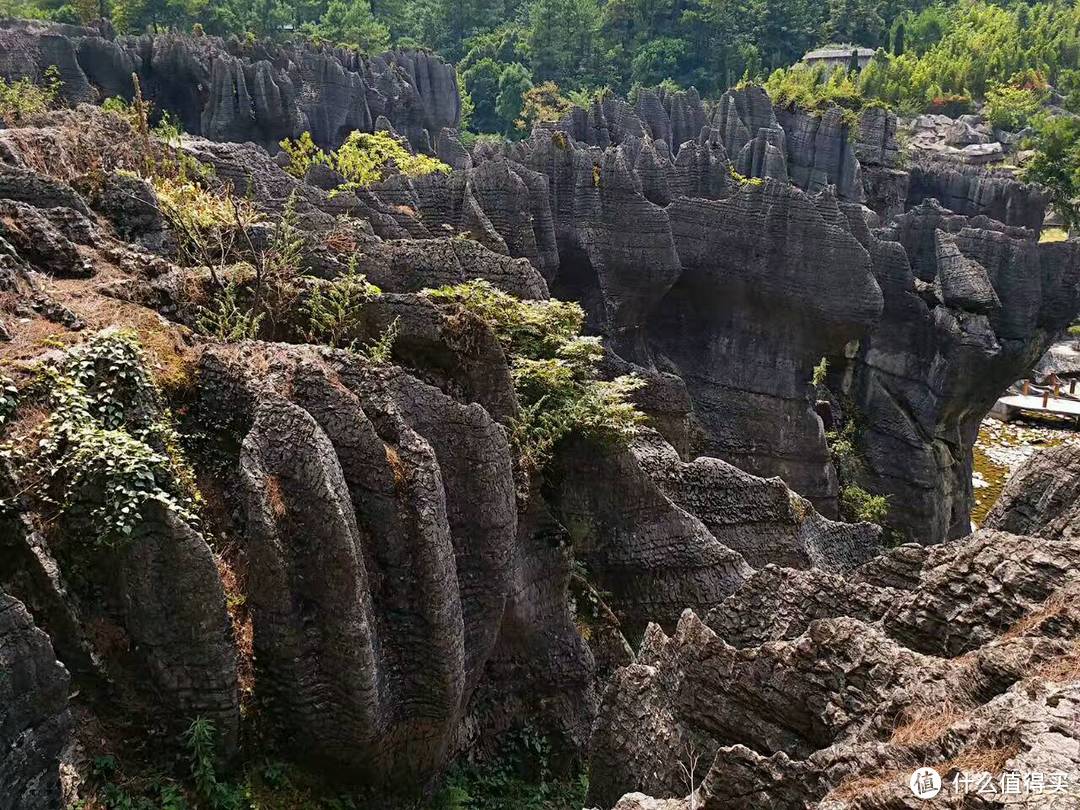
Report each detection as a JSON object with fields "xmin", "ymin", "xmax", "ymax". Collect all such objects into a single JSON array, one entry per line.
[
  {"xmin": 985, "ymin": 441, "xmax": 1080, "ymax": 542},
  {"xmin": 3, "ymin": 24, "xmax": 1075, "ymax": 543},
  {"xmin": 355, "ymin": 84, "xmax": 1079, "ymax": 541},
  {"xmin": 0, "ymin": 19, "xmax": 461, "ymax": 153},
  {"xmin": 591, "ymin": 521, "xmax": 1080, "ymax": 809},
  {"xmin": 907, "ymin": 158, "xmax": 1048, "ymax": 231},
  {"xmin": 187, "ymin": 337, "xmax": 866, "ymax": 783},
  {"xmin": 0, "ymin": 80, "xmax": 1075, "ymax": 803},
  {"xmin": 831, "ymin": 200, "xmax": 1080, "ymax": 542},
  {"xmin": 0, "ymin": 593, "xmax": 71, "ymax": 810}
]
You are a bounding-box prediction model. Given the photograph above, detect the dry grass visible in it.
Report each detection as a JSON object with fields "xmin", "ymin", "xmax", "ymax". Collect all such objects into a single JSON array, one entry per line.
[
  {"xmin": 826, "ymin": 746, "xmax": 1021, "ymax": 803},
  {"xmin": 890, "ymin": 700, "xmax": 970, "ymax": 746},
  {"xmin": 265, "ymin": 474, "xmax": 287, "ymax": 519},
  {"xmin": 132, "ymin": 316, "xmax": 194, "ymax": 395},
  {"xmin": 3, "ymin": 402, "xmax": 51, "ymax": 454},
  {"xmin": 1040, "ymin": 226, "xmax": 1069, "ymax": 243},
  {"xmin": 1033, "ymin": 640, "xmax": 1080, "ymax": 683},
  {"xmin": 826, "ymin": 767, "xmax": 911, "ymax": 801},
  {"xmin": 941, "ymin": 745, "xmax": 1021, "ymax": 777},
  {"xmin": 324, "ymin": 227, "xmax": 358, "ymax": 255},
  {"xmin": 215, "ymin": 548, "xmax": 255, "ymax": 712},
  {"xmin": 1001, "ymin": 589, "xmax": 1070, "ymax": 640},
  {"xmin": 385, "ymin": 444, "xmax": 406, "ymax": 488}
]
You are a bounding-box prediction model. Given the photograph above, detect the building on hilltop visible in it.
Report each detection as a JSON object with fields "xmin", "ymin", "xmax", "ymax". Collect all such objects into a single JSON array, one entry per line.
[{"xmin": 801, "ymin": 45, "xmax": 876, "ymax": 71}]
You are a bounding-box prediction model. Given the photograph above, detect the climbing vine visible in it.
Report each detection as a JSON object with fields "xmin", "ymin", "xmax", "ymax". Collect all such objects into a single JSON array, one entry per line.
[{"xmin": 18, "ymin": 331, "xmax": 200, "ymax": 547}]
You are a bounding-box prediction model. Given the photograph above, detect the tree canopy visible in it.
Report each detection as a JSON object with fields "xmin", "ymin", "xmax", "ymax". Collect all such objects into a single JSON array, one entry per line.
[{"xmin": 7, "ymin": 0, "xmax": 1080, "ymax": 137}]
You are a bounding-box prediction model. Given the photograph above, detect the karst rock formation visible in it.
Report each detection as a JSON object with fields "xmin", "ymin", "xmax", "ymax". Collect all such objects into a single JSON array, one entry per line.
[{"xmin": 0, "ymin": 21, "xmax": 1078, "ymax": 809}]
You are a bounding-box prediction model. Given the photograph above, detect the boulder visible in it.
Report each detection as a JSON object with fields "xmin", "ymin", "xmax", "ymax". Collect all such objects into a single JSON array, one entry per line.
[{"xmin": 984, "ymin": 442, "xmax": 1080, "ymax": 542}]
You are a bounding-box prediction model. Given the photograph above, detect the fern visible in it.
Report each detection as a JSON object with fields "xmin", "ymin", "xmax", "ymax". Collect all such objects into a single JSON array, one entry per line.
[
  {"xmin": 301, "ymin": 256, "xmax": 381, "ymax": 350},
  {"xmin": 196, "ymin": 279, "xmax": 264, "ymax": 342}
]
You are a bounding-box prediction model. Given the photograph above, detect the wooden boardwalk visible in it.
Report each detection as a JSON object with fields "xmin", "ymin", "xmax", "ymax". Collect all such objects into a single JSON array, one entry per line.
[
  {"xmin": 992, "ymin": 393, "xmax": 1080, "ymax": 421},
  {"xmin": 990, "ymin": 372, "xmax": 1080, "ymax": 422}
]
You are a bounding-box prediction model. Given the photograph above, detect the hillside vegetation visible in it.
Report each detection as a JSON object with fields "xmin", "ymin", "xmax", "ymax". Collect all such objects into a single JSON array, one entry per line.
[{"xmin": 5, "ymin": 0, "xmax": 1079, "ymax": 136}]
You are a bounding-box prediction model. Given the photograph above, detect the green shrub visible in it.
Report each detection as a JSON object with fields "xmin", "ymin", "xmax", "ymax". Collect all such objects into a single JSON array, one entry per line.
[
  {"xmin": 279, "ymin": 131, "xmax": 331, "ymax": 179},
  {"xmin": 432, "ymin": 725, "xmax": 588, "ymax": 810},
  {"xmin": 185, "ymin": 717, "xmax": 245, "ymax": 810},
  {"xmin": 1024, "ymin": 114, "xmax": 1080, "ymax": 232},
  {"xmin": 424, "ymin": 280, "xmax": 644, "ymax": 474},
  {"xmin": 0, "ymin": 64, "xmax": 61, "ymax": 125},
  {"xmin": 515, "ymin": 81, "xmax": 573, "ymax": 132},
  {"xmin": 196, "ymin": 276, "xmax": 264, "ymax": 342},
  {"xmin": 764, "ymin": 64, "xmax": 865, "ymax": 116},
  {"xmin": 984, "ymin": 81, "xmax": 1044, "ymax": 131},
  {"xmin": 25, "ymin": 332, "xmax": 199, "ymax": 547},
  {"xmin": 827, "ymin": 415, "xmax": 890, "ymax": 526},
  {"xmin": 300, "ymin": 257, "xmax": 382, "ymax": 351},
  {"xmin": 425, "ymin": 279, "xmax": 583, "ymax": 359},
  {"xmin": 840, "ymin": 484, "xmax": 889, "ymax": 524}
]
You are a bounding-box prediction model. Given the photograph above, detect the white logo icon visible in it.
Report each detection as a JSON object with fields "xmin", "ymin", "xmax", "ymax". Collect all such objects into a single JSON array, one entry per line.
[{"xmin": 910, "ymin": 767, "xmax": 943, "ymax": 799}]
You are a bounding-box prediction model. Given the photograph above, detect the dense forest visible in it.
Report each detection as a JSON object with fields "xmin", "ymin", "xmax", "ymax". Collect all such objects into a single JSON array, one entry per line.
[{"xmin": 3, "ymin": 0, "xmax": 1080, "ymax": 138}]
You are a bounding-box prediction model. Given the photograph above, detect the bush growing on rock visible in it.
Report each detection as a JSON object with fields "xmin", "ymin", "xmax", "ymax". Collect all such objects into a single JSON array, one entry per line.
[
  {"xmin": 0, "ymin": 64, "xmax": 61, "ymax": 125},
  {"xmin": 300, "ymin": 256, "xmax": 383, "ymax": 351},
  {"xmin": 840, "ymin": 484, "xmax": 889, "ymax": 524},
  {"xmin": 1024, "ymin": 114, "xmax": 1080, "ymax": 231},
  {"xmin": 6, "ymin": 331, "xmax": 199, "ymax": 547},
  {"xmin": 764, "ymin": 63, "xmax": 865, "ymax": 117},
  {"xmin": 425, "ymin": 280, "xmax": 644, "ymax": 473},
  {"xmin": 279, "ymin": 130, "xmax": 450, "ymax": 189}
]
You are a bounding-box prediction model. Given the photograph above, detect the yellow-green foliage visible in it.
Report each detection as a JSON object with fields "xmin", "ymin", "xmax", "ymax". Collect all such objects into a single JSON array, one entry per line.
[
  {"xmin": 827, "ymin": 416, "xmax": 890, "ymax": 526},
  {"xmin": 729, "ymin": 166, "xmax": 765, "ymax": 187},
  {"xmin": 426, "ymin": 278, "xmax": 583, "ymax": 358},
  {"xmin": 195, "ymin": 275, "xmax": 264, "ymax": 342},
  {"xmin": 0, "ymin": 65, "xmax": 61, "ymax": 125},
  {"xmin": 278, "ymin": 131, "xmax": 331, "ymax": 179},
  {"xmin": 153, "ymin": 175, "xmax": 257, "ymax": 236},
  {"xmin": 424, "ymin": 280, "xmax": 644, "ymax": 472},
  {"xmin": 984, "ymin": 79, "xmax": 1045, "ymax": 130},
  {"xmin": 279, "ymin": 130, "xmax": 450, "ymax": 189},
  {"xmin": 840, "ymin": 485, "xmax": 889, "ymax": 524},
  {"xmin": 764, "ymin": 62, "xmax": 865, "ymax": 115},
  {"xmin": 515, "ymin": 81, "xmax": 573, "ymax": 132},
  {"xmin": 767, "ymin": 1, "xmax": 1080, "ymax": 117}
]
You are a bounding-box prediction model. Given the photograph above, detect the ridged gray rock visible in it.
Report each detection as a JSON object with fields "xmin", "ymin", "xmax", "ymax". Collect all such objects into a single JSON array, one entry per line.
[
  {"xmin": 197, "ymin": 343, "xmax": 595, "ymax": 784},
  {"xmin": 0, "ymin": 20, "xmax": 460, "ymax": 153},
  {"xmin": 907, "ymin": 158, "xmax": 1047, "ymax": 230},
  {"xmin": 591, "ymin": 527, "xmax": 1080, "ymax": 809},
  {"xmin": 985, "ymin": 441, "xmax": 1080, "ymax": 543},
  {"xmin": 0, "ymin": 593, "xmax": 71, "ymax": 810},
  {"xmin": 831, "ymin": 199, "xmax": 1080, "ymax": 542}
]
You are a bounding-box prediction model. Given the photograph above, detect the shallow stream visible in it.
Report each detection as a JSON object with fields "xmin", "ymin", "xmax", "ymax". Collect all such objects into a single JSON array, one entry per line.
[{"xmin": 971, "ymin": 414, "xmax": 1080, "ymax": 526}]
